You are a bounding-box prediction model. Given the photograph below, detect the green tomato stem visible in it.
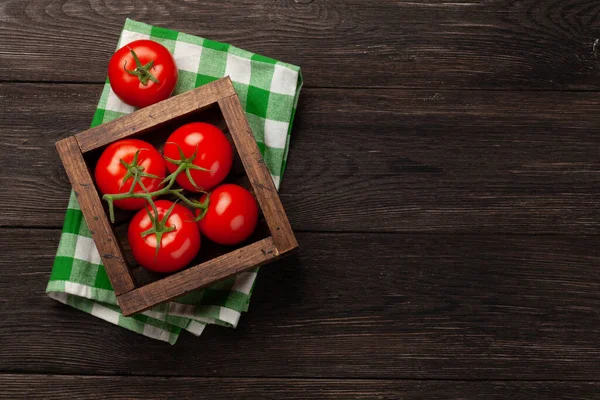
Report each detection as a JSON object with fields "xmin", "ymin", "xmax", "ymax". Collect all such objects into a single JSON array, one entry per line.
[{"xmin": 123, "ymin": 47, "xmax": 160, "ymax": 86}]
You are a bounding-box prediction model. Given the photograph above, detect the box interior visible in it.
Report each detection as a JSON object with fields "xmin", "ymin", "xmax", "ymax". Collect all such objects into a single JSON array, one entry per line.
[{"xmin": 82, "ymin": 102, "xmax": 271, "ymax": 288}]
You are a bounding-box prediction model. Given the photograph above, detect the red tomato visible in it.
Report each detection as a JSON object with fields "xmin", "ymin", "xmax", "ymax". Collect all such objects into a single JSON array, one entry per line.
[
  {"xmin": 163, "ymin": 122, "xmax": 233, "ymax": 192},
  {"xmin": 128, "ymin": 200, "xmax": 201, "ymax": 273},
  {"xmin": 197, "ymin": 184, "xmax": 259, "ymax": 245},
  {"xmin": 108, "ymin": 40, "xmax": 178, "ymax": 108},
  {"xmin": 95, "ymin": 139, "xmax": 166, "ymax": 210}
]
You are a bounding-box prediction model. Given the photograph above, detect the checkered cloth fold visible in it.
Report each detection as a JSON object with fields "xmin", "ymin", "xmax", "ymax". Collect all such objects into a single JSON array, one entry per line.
[{"xmin": 46, "ymin": 19, "xmax": 302, "ymax": 344}]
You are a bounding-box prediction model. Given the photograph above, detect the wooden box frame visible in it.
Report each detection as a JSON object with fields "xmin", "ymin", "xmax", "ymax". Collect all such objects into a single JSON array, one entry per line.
[{"xmin": 55, "ymin": 77, "xmax": 298, "ymax": 316}]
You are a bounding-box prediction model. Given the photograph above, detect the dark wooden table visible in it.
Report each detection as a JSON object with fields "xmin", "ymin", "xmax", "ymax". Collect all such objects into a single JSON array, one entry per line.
[{"xmin": 1, "ymin": 1, "xmax": 599, "ymax": 399}]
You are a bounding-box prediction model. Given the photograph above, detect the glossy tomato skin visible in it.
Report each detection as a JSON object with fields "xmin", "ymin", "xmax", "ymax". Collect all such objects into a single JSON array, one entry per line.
[
  {"xmin": 197, "ymin": 184, "xmax": 259, "ymax": 245},
  {"xmin": 94, "ymin": 139, "xmax": 166, "ymax": 210},
  {"xmin": 164, "ymin": 122, "xmax": 233, "ymax": 192},
  {"xmin": 108, "ymin": 40, "xmax": 178, "ymax": 108},
  {"xmin": 129, "ymin": 200, "xmax": 201, "ymax": 273}
]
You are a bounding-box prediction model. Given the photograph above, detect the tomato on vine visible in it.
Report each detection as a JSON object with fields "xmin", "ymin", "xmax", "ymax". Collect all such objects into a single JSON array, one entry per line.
[
  {"xmin": 196, "ymin": 184, "xmax": 259, "ymax": 245},
  {"xmin": 163, "ymin": 122, "xmax": 233, "ymax": 192},
  {"xmin": 128, "ymin": 200, "xmax": 201, "ymax": 273},
  {"xmin": 95, "ymin": 139, "xmax": 166, "ymax": 211},
  {"xmin": 108, "ymin": 40, "xmax": 178, "ymax": 108}
]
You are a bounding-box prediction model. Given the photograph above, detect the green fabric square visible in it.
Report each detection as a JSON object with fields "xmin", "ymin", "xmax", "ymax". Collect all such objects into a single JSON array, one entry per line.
[
  {"xmin": 177, "ymin": 32, "xmax": 204, "ymax": 46},
  {"xmin": 150, "ymin": 26, "xmax": 179, "ymax": 41},
  {"xmin": 67, "ymin": 191, "xmax": 81, "ymax": 210},
  {"xmin": 207, "ymin": 277, "xmax": 236, "ymax": 291},
  {"xmin": 96, "ymin": 84, "xmax": 111, "ymax": 110},
  {"xmin": 102, "ymin": 110, "xmax": 128, "ymax": 124},
  {"xmin": 267, "ymin": 92, "xmax": 295, "ymax": 122},
  {"xmin": 201, "ymin": 289, "xmax": 231, "ymax": 307},
  {"xmin": 263, "ymin": 146, "xmax": 285, "ymax": 176},
  {"xmin": 193, "ymin": 305, "xmax": 222, "ymax": 320},
  {"xmin": 176, "ymin": 290, "xmax": 204, "ymax": 304},
  {"xmin": 78, "ymin": 220, "xmax": 93, "ymax": 238},
  {"xmin": 245, "ymin": 113, "xmax": 265, "ymax": 143},
  {"xmin": 252, "ymin": 53, "xmax": 278, "ymax": 65},
  {"xmin": 231, "ymin": 81, "xmax": 249, "ymax": 110},
  {"xmin": 198, "ymin": 47, "xmax": 227, "ymax": 77},
  {"xmin": 55, "ymin": 233, "xmax": 78, "ymax": 258},
  {"xmin": 46, "ymin": 280, "xmax": 66, "ymax": 293},
  {"xmin": 90, "ymin": 109, "xmax": 105, "ymax": 128},
  {"xmin": 223, "ymin": 291, "xmax": 249, "ymax": 311},
  {"xmin": 50, "ymin": 256, "xmax": 74, "ymax": 281},
  {"xmin": 250, "ymin": 62, "xmax": 275, "ymax": 91},
  {"xmin": 195, "ymin": 74, "xmax": 219, "ymax": 87},
  {"xmin": 94, "ymin": 266, "xmax": 113, "ymax": 291},
  {"xmin": 228, "ymin": 46, "xmax": 254, "ymax": 59},
  {"xmin": 149, "ymin": 37, "xmax": 177, "ymax": 53},
  {"xmin": 67, "ymin": 295, "xmax": 95, "ymax": 313},
  {"xmin": 62, "ymin": 209, "xmax": 83, "ymax": 235},
  {"xmin": 69, "ymin": 259, "xmax": 99, "ymax": 285},
  {"xmin": 175, "ymin": 70, "xmax": 198, "ymax": 93},
  {"xmin": 246, "ymin": 86, "xmax": 270, "ymax": 118},
  {"xmin": 124, "ymin": 19, "xmax": 153, "ymax": 35},
  {"xmin": 202, "ymin": 39, "xmax": 230, "ymax": 52}
]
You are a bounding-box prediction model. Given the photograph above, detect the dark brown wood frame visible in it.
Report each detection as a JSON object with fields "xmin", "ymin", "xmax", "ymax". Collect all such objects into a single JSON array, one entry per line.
[{"xmin": 55, "ymin": 77, "xmax": 298, "ymax": 316}]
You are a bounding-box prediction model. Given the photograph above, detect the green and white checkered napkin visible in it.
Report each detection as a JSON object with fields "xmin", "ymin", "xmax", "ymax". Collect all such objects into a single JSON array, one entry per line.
[{"xmin": 46, "ymin": 19, "xmax": 302, "ymax": 344}]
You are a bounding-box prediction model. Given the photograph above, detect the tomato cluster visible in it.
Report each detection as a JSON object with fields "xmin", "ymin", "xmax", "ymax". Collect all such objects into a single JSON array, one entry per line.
[{"xmin": 95, "ymin": 123, "xmax": 259, "ymax": 273}]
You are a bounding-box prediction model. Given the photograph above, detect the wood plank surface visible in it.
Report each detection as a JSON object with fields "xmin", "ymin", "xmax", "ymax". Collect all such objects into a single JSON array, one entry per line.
[
  {"xmin": 2, "ymin": 0, "xmax": 600, "ymax": 90},
  {"xmin": 2, "ymin": 228, "xmax": 599, "ymax": 380},
  {"xmin": 2, "ymin": 0, "xmax": 600, "ymax": 395},
  {"xmin": 1, "ymin": 83, "xmax": 599, "ymax": 233},
  {"xmin": 1, "ymin": 374, "xmax": 599, "ymax": 400}
]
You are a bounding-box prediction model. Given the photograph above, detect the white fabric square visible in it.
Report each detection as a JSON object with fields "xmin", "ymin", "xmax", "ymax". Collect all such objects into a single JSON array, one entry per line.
[
  {"xmin": 264, "ymin": 119, "xmax": 289, "ymax": 149},
  {"xmin": 232, "ymin": 271, "xmax": 257, "ymax": 295},
  {"xmin": 91, "ymin": 303, "xmax": 120, "ymax": 325},
  {"xmin": 143, "ymin": 324, "xmax": 171, "ymax": 342},
  {"xmin": 105, "ymin": 88, "xmax": 135, "ymax": 113},
  {"xmin": 173, "ymin": 41, "xmax": 203, "ymax": 73},
  {"xmin": 271, "ymin": 174, "xmax": 280, "ymax": 189},
  {"xmin": 74, "ymin": 236, "xmax": 102, "ymax": 265},
  {"xmin": 118, "ymin": 30, "xmax": 151, "ymax": 48},
  {"xmin": 270, "ymin": 64, "xmax": 298, "ymax": 95},
  {"xmin": 225, "ymin": 53, "xmax": 251, "ymax": 84},
  {"xmin": 65, "ymin": 282, "xmax": 92, "ymax": 298},
  {"xmin": 219, "ymin": 308, "xmax": 241, "ymax": 327},
  {"xmin": 186, "ymin": 321, "xmax": 207, "ymax": 336}
]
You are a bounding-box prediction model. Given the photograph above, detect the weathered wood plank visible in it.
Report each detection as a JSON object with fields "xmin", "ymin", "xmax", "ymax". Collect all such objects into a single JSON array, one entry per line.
[
  {"xmin": 2, "ymin": 229, "xmax": 599, "ymax": 379},
  {"xmin": 1, "ymin": 0, "xmax": 600, "ymax": 89},
  {"xmin": 1, "ymin": 374, "xmax": 599, "ymax": 400},
  {"xmin": 1, "ymin": 84, "xmax": 599, "ymax": 233}
]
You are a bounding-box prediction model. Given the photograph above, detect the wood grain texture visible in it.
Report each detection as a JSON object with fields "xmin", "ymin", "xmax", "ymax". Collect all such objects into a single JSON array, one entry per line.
[
  {"xmin": 3, "ymin": 0, "xmax": 600, "ymax": 392},
  {"xmin": 76, "ymin": 77, "xmax": 235, "ymax": 152},
  {"xmin": 1, "ymin": 375, "xmax": 599, "ymax": 400},
  {"xmin": 118, "ymin": 237, "xmax": 280, "ymax": 316},
  {"xmin": 2, "ymin": 228, "xmax": 599, "ymax": 380},
  {"xmin": 219, "ymin": 94, "xmax": 297, "ymax": 252},
  {"xmin": 55, "ymin": 136, "xmax": 135, "ymax": 295},
  {"xmin": 1, "ymin": 84, "xmax": 599, "ymax": 233},
  {"xmin": 2, "ymin": 0, "xmax": 600, "ymax": 90}
]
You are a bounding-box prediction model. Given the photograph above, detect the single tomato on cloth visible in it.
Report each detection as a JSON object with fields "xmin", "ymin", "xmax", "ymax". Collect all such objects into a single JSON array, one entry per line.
[
  {"xmin": 129, "ymin": 200, "xmax": 201, "ymax": 273},
  {"xmin": 108, "ymin": 39, "xmax": 178, "ymax": 108},
  {"xmin": 197, "ymin": 184, "xmax": 259, "ymax": 245},
  {"xmin": 94, "ymin": 139, "xmax": 166, "ymax": 210},
  {"xmin": 163, "ymin": 122, "xmax": 233, "ymax": 192}
]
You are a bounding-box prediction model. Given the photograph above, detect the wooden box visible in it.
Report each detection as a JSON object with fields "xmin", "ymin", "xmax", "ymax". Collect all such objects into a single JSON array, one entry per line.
[{"xmin": 55, "ymin": 77, "xmax": 298, "ymax": 316}]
